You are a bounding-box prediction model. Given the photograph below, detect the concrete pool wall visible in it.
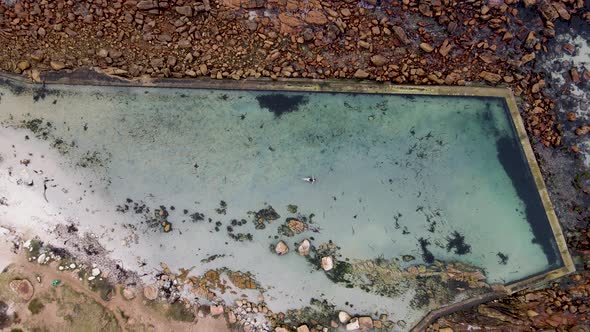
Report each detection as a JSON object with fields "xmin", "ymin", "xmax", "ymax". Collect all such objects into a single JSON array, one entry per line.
[{"xmin": 0, "ymin": 69, "xmax": 575, "ymax": 331}]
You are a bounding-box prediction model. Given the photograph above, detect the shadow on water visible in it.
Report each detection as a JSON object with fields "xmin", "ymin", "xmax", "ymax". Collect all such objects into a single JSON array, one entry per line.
[
  {"xmin": 495, "ymin": 135, "xmax": 560, "ymax": 267},
  {"xmin": 255, "ymin": 93, "xmax": 308, "ymax": 117}
]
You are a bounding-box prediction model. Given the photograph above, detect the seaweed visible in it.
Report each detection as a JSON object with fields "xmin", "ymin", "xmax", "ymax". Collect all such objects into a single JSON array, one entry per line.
[
  {"xmin": 418, "ymin": 238, "xmax": 434, "ymax": 264},
  {"xmin": 446, "ymin": 231, "xmax": 472, "ymax": 255},
  {"xmin": 214, "ymin": 200, "xmax": 227, "ymax": 215}
]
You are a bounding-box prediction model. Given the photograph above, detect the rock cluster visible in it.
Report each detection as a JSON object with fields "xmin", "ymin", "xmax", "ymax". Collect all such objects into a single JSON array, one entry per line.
[{"xmin": 432, "ymin": 273, "xmax": 590, "ymax": 331}]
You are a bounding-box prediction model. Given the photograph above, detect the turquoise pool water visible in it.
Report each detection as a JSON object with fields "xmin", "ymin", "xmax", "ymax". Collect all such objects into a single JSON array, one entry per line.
[{"xmin": 0, "ymin": 79, "xmax": 563, "ymax": 329}]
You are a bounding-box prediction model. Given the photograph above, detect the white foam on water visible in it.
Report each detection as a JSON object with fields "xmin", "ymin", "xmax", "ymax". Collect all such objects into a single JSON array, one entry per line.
[{"xmin": 0, "ymin": 83, "xmax": 561, "ymax": 329}]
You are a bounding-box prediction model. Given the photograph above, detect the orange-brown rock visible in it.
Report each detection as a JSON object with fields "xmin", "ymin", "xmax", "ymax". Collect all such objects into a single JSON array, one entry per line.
[
  {"xmin": 304, "ymin": 11, "xmax": 328, "ymax": 25},
  {"xmin": 479, "ymin": 71, "xmax": 502, "ymax": 83}
]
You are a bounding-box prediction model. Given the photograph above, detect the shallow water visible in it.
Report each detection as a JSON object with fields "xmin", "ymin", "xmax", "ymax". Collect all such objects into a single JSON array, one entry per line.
[{"xmin": 0, "ymin": 80, "xmax": 563, "ymax": 329}]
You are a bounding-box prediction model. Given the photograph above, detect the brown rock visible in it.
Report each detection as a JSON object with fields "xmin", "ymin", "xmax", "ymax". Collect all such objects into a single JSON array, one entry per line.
[
  {"xmin": 531, "ymin": 79, "xmax": 545, "ymax": 93},
  {"xmin": 571, "ymin": 68, "xmax": 581, "ymax": 83},
  {"xmin": 9, "ymin": 279, "xmax": 34, "ymax": 300},
  {"xmin": 287, "ymin": 218, "xmax": 307, "ymax": 234},
  {"xmin": 358, "ymin": 317, "xmax": 374, "ymax": 330},
  {"xmin": 279, "ymin": 13, "xmax": 304, "ymax": 27},
  {"xmin": 199, "ymin": 64, "xmax": 208, "ymax": 75},
  {"xmin": 567, "ymin": 112, "xmax": 577, "ymax": 122},
  {"xmin": 97, "ymin": 49, "xmax": 109, "ymax": 58},
  {"xmin": 30, "ymin": 50, "xmax": 45, "ymax": 62},
  {"xmin": 123, "ymin": 288, "xmax": 136, "ymax": 300},
  {"xmin": 419, "ymin": 42, "xmax": 434, "ymax": 53},
  {"xmin": 110, "ymin": 50, "xmax": 123, "ymax": 59},
  {"xmin": 296, "ymin": 325, "xmax": 310, "ymax": 332},
  {"xmin": 324, "ymin": 7, "xmax": 338, "ymax": 17},
  {"xmin": 370, "ymin": 54, "xmax": 388, "ymax": 66},
  {"xmin": 521, "ymin": 52, "xmax": 536, "ymax": 65},
  {"xmin": 563, "ymin": 43, "xmax": 576, "ymax": 55},
  {"xmin": 31, "ymin": 69, "xmax": 41, "ymax": 83},
  {"xmin": 539, "ymin": 0, "xmax": 559, "ymax": 21},
  {"xmin": 211, "ymin": 305, "xmax": 224, "ymax": 316},
  {"xmin": 358, "ymin": 40, "xmax": 371, "ymax": 49},
  {"xmin": 150, "ymin": 58, "xmax": 164, "ymax": 68},
  {"xmin": 50, "ymin": 61, "xmax": 66, "ymax": 71},
  {"xmin": 341, "ymin": 8, "xmax": 351, "ymax": 17},
  {"xmin": 228, "ymin": 311, "xmax": 237, "ymax": 323},
  {"xmin": 304, "ymin": 11, "xmax": 328, "ymax": 25},
  {"xmin": 478, "ymin": 52, "xmax": 498, "ymax": 64},
  {"xmin": 137, "ymin": 0, "xmax": 156, "ymax": 10},
  {"xmin": 17, "ymin": 60, "xmax": 31, "ymax": 71},
  {"xmin": 175, "ymin": 6, "xmax": 193, "ymax": 17},
  {"xmin": 523, "ymin": 0, "xmax": 536, "ymax": 7},
  {"xmin": 479, "ymin": 71, "xmax": 501, "ymax": 83},
  {"xmin": 553, "ymin": 2, "xmax": 571, "ymax": 20},
  {"xmin": 575, "ymin": 125, "xmax": 590, "ymax": 136},
  {"xmin": 439, "ymin": 39, "xmax": 453, "ymax": 57},
  {"xmin": 445, "ymin": 72, "xmax": 461, "ymax": 85},
  {"xmin": 353, "ymin": 69, "xmax": 370, "ymax": 79},
  {"xmin": 392, "ymin": 26, "xmax": 410, "ymax": 45},
  {"xmin": 143, "ymin": 285, "xmax": 158, "ymax": 300}
]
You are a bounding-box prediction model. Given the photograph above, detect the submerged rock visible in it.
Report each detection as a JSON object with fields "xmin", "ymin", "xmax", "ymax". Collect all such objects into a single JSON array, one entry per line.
[
  {"xmin": 275, "ymin": 241, "xmax": 289, "ymax": 255},
  {"xmin": 298, "ymin": 239, "xmax": 311, "ymax": 256},
  {"xmin": 286, "ymin": 218, "xmax": 307, "ymax": 234},
  {"xmin": 321, "ymin": 256, "xmax": 334, "ymax": 271}
]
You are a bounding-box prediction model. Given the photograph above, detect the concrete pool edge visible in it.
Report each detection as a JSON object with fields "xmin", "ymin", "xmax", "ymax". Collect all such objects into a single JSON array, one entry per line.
[{"xmin": 0, "ymin": 68, "xmax": 576, "ymax": 329}]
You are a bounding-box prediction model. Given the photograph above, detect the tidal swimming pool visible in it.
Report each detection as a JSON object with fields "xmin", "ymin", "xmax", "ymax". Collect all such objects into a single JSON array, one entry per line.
[{"xmin": 0, "ymin": 78, "xmax": 572, "ymax": 330}]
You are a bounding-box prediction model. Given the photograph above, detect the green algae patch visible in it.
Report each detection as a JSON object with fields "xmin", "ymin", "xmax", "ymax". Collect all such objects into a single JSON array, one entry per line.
[
  {"xmin": 27, "ymin": 298, "xmax": 44, "ymax": 314},
  {"xmin": 165, "ymin": 302, "xmax": 196, "ymax": 322}
]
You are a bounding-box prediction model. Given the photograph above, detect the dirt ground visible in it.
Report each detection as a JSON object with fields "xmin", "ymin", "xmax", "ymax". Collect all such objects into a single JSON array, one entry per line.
[{"xmin": 0, "ymin": 252, "xmax": 231, "ymax": 332}]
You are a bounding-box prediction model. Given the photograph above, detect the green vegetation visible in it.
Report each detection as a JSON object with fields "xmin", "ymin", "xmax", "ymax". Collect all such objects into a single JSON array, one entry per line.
[
  {"xmin": 165, "ymin": 302, "xmax": 195, "ymax": 322},
  {"xmin": 27, "ymin": 298, "xmax": 44, "ymax": 314},
  {"xmin": 89, "ymin": 278, "xmax": 114, "ymax": 301}
]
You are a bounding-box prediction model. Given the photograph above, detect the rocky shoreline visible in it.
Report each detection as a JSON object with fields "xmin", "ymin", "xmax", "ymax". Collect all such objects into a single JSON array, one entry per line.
[{"xmin": 1, "ymin": 0, "xmax": 590, "ymax": 331}]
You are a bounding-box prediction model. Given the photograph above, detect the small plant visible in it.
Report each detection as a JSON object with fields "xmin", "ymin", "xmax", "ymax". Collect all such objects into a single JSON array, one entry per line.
[{"xmin": 27, "ymin": 298, "xmax": 44, "ymax": 314}]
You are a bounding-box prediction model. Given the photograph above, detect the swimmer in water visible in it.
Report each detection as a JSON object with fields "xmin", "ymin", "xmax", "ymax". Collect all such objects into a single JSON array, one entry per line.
[{"xmin": 302, "ymin": 176, "xmax": 317, "ymax": 183}]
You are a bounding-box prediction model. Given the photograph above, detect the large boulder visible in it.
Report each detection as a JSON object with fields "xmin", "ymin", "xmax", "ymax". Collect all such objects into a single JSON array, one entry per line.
[{"xmin": 9, "ymin": 279, "xmax": 34, "ymax": 300}]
